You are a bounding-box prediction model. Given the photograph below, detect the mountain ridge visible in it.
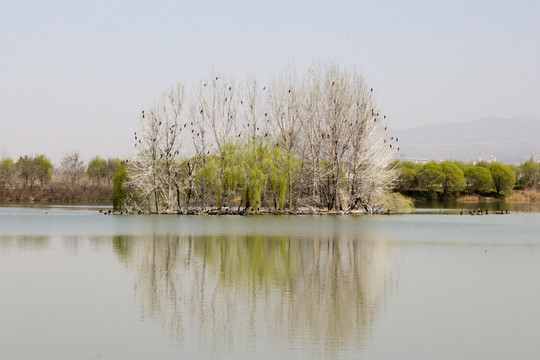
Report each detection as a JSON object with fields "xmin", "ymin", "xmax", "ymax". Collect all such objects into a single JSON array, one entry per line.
[{"xmin": 393, "ymin": 116, "xmax": 540, "ymax": 163}]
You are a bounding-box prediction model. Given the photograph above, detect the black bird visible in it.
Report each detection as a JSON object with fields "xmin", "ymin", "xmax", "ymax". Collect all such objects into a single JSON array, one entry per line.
[
  {"xmin": 200, "ymin": 110, "xmax": 203, "ymax": 114},
  {"xmin": 396, "ymin": 138, "xmax": 398, "ymax": 141},
  {"xmin": 229, "ymin": 86, "xmax": 231, "ymax": 91},
  {"xmin": 390, "ymin": 145, "xmax": 392, "ymax": 148},
  {"xmin": 184, "ymin": 124, "xmax": 186, "ymax": 127},
  {"xmin": 263, "ymin": 86, "xmax": 266, "ymax": 90},
  {"xmin": 391, "ymin": 137, "xmax": 393, "ymax": 140},
  {"xmin": 332, "ymin": 81, "xmax": 335, "ymax": 85},
  {"xmin": 384, "ymin": 127, "xmax": 387, "ymax": 130},
  {"xmin": 215, "ymin": 76, "xmax": 218, "ymax": 80},
  {"xmin": 264, "ymin": 113, "xmax": 267, "ymax": 116},
  {"xmin": 374, "ymin": 119, "xmax": 376, "ymax": 122},
  {"xmin": 384, "ymin": 115, "xmax": 386, "ymax": 119},
  {"xmin": 397, "ymin": 147, "xmax": 400, "ymax": 151},
  {"xmin": 203, "ymin": 83, "xmax": 206, "ymax": 87},
  {"xmin": 288, "ymin": 89, "xmax": 291, "ymax": 93},
  {"xmin": 370, "ymin": 88, "xmax": 373, "ymax": 92}
]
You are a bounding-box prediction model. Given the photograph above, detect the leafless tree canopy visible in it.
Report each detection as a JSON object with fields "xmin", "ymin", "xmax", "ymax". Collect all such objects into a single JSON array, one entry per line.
[{"xmin": 125, "ymin": 64, "xmax": 398, "ymax": 214}]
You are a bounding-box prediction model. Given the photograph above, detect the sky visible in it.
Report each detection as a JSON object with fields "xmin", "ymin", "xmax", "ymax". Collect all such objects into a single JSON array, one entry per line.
[{"xmin": 1, "ymin": 0, "xmax": 539, "ymax": 164}]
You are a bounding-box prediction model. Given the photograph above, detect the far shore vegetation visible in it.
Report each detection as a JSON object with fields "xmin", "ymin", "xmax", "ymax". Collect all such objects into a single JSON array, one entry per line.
[
  {"xmin": 0, "ymin": 153, "xmax": 121, "ymax": 204},
  {"xmin": 1, "ymin": 152, "xmax": 539, "ymax": 211}
]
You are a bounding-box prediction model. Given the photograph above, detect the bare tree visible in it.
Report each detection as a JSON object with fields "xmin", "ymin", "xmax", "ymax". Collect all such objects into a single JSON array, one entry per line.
[
  {"xmin": 198, "ymin": 73, "xmax": 238, "ymax": 154},
  {"xmin": 60, "ymin": 151, "xmax": 85, "ymax": 188},
  {"xmin": 344, "ymin": 72, "xmax": 397, "ymax": 212},
  {"xmin": 268, "ymin": 69, "xmax": 302, "ymax": 209},
  {"xmin": 299, "ymin": 68, "xmax": 324, "ymax": 209},
  {"xmin": 128, "ymin": 84, "xmax": 186, "ymax": 213}
]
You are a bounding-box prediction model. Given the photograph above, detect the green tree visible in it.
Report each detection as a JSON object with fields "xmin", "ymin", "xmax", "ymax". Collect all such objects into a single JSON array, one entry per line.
[
  {"xmin": 395, "ymin": 161, "xmax": 419, "ymax": 192},
  {"xmin": 16, "ymin": 155, "xmax": 38, "ymax": 189},
  {"xmin": 418, "ymin": 162, "xmax": 444, "ymax": 192},
  {"xmin": 106, "ymin": 158, "xmax": 123, "ymax": 188},
  {"xmin": 445, "ymin": 160, "xmax": 472, "ymax": 173},
  {"xmin": 464, "ymin": 166, "xmax": 493, "ymax": 193},
  {"xmin": 0, "ymin": 158, "xmax": 16, "ymax": 189},
  {"xmin": 440, "ymin": 162, "xmax": 466, "ymax": 196},
  {"xmin": 489, "ymin": 163, "xmax": 516, "ymax": 195},
  {"xmin": 87, "ymin": 156, "xmax": 108, "ymax": 185},
  {"xmin": 34, "ymin": 154, "xmax": 53, "ymax": 186},
  {"xmin": 518, "ymin": 158, "xmax": 539, "ymax": 189},
  {"xmin": 113, "ymin": 165, "xmax": 128, "ymax": 211}
]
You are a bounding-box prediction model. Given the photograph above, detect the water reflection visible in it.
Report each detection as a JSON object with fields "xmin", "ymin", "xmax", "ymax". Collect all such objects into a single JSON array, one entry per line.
[
  {"xmin": 0, "ymin": 235, "xmax": 50, "ymax": 251},
  {"xmin": 115, "ymin": 233, "xmax": 396, "ymax": 358}
]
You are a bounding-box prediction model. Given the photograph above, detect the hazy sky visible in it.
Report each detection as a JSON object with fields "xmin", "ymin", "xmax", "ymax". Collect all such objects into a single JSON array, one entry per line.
[{"xmin": 1, "ymin": 0, "xmax": 539, "ymax": 163}]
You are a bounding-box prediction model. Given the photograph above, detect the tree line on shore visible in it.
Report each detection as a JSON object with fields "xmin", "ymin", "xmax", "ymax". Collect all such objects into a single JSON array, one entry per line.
[
  {"xmin": 120, "ymin": 64, "xmax": 403, "ymax": 214},
  {"xmin": 394, "ymin": 157, "xmax": 540, "ymax": 199},
  {"xmin": 0, "ymin": 152, "xmax": 124, "ymax": 202},
  {"xmin": 2, "ymin": 151, "xmax": 538, "ymax": 206}
]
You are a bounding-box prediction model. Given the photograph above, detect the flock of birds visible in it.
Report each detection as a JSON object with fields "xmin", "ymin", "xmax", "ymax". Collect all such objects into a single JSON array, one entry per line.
[
  {"xmin": 129, "ymin": 79, "xmax": 400, "ymax": 162},
  {"xmin": 463, "ymin": 209, "xmax": 510, "ymax": 215}
]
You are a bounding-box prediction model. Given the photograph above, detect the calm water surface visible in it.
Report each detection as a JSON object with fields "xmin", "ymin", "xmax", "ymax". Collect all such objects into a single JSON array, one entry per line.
[{"xmin": 1, "ymin": 206, "xmax": 540, "ymax": 359}]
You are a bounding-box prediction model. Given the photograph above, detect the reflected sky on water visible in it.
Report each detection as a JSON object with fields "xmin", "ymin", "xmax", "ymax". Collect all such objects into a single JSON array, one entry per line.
[{"xmin": 1, "ymin": 206, "xmax": 540, "ymax": 359}]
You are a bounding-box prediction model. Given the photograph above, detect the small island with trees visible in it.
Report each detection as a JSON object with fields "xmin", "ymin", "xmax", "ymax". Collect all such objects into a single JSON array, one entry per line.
[{"xmin": 116, "ymin": 64, "xmax": 404, "ymax": 214}]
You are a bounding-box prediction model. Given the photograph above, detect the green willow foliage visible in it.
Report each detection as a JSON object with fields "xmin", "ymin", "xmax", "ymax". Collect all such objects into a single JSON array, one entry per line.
[
  {"xmin": 188, "ymin": 140, "xmax": 294, "ymax": 212},
  {"xmin": 113, "ymin": 166, "xmax": 128, "ymax": 211}
]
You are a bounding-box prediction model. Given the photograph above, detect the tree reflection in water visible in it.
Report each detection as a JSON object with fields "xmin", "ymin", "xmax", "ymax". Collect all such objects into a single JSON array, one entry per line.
[
  {"xmin": 0, "ymin": 235, "xmax": 50, "ymax": 251},
  {"xmin": 114, "ymin": 232, "xmax": 396, "ymax": 358}
]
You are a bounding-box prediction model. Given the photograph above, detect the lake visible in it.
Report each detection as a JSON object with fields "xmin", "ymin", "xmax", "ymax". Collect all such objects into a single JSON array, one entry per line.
[{"xmin": 1, "ymin": 205, "xmax": 540, "ymax": 359}]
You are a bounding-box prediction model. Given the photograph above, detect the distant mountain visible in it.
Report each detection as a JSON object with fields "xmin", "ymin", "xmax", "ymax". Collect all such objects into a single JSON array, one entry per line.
[{"xmin": 393, "ymin": 116, "xmax": 540, "ymax": 164}]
